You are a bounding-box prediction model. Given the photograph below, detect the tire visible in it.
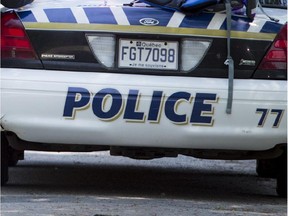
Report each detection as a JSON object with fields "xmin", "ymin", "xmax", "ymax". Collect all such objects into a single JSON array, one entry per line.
[
  {"xmin": 1, "ymin": 133, "xmax": 9, "ymax": 186},
  {"xmin": 8, "ymin": 146, "xmax": 24, "ymax": 167},
  {"xmin": 256, "ymin": 158, "xmax": 278, "ymax": 178},
  {"xmin": 276, "ymin": 148, "xmax": 287, "ymax": 198}
]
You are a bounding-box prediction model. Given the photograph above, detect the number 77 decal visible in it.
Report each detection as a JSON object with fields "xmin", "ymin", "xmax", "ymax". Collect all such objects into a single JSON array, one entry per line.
[{"xmin": 256, "ymin": 108, "xmax": 285, "ymax": 128}]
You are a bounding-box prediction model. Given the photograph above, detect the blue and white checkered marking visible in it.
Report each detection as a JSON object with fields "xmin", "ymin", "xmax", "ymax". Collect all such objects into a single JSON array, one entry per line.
[{"xmin": 18, "ymin": 7, "xmax": 283, "ymax": 33}]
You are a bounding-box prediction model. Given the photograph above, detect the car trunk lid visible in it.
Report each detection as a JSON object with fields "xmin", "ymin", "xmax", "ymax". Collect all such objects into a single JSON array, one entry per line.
[{"xmin": 2, "ymin": 0, "xmax": 287, "ymax": 79}]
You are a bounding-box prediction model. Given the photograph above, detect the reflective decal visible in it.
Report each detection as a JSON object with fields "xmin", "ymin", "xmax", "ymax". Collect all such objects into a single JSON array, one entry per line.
[
  {"xmin": 256, "ymin": 108, "xmax": 285, "ymax": 128},
  {"xmin": 124, "ymin": 89, "xmax": 146, "ymax": 122},
  {"xmin": 63, "ymin": 87, "xmax": 285, "ymax": 128},
  {"xmin": 147, "ymin": 91, "xmax": 164, "ymax": 123},
  {"xmin": 190, "ymin": 93, "xmax": 218, "ymax": 126},
  {"xmin": 271, "ymin": 109, "xmax": 284, "ymax": 128},
  {"xmin": 164, "ymin": 91, "xmax": 191, "ymax": 125},
  {"xmin": 92, "ymin": 88, "xmax": 123, "ymax": 121},
  {"xmin": 63, "ymin": 87, "xmax": 219, "ymax": 125},
  {"xmin": 256, "ymin": 108, "xmax": 269, "ymax": 127},
  {"xmin": 18, "ymin": 7, "xmax": 283, "ymax": 40},
  {"xmin": 63, "ymin": 87, "xmax": 91, "ymax": 119}
]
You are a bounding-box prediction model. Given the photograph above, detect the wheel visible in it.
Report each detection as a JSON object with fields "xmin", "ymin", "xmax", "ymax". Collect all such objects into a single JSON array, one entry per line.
[
  {"xmin": 1, "ymin": 133, "xmax": 9, "ymax": 186},
  {"xmin": 8, "ymin": 146, "xmax": 24, "ymax": 167},
  {"xmin": 276, "ymin": 148, "xmax": 287, "ymax": 198},
  {"xmin": 256, "ymin": 158, "xmax": 278, "ymax": 178}
]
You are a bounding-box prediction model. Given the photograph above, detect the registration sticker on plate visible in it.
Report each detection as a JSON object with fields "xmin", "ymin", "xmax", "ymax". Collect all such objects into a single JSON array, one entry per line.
[{"xmin": 118, "ymin": 39, "xmax": 178, "ymax": 70}]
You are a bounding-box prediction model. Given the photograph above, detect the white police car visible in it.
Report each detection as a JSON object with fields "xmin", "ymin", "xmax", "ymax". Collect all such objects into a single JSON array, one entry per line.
[{"xmin": 1, "ymin": 0, "xmax": 287, "ymax": 197}]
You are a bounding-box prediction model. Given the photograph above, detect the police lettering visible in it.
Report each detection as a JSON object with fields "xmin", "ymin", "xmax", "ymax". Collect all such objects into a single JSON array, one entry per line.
[{"xmin": 63, "ymin": 87, "xmax": 218, "ymax": 126}]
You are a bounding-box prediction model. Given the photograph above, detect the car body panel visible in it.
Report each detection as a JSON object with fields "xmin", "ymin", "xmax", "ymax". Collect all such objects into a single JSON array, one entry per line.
[
  {"xmin": 1, "ymin": 68, "xmax": 286, "ymax": 150},
  {"xmin": 6, "ymin": 5, "xmax": 284, "ymax": 78},
  {"xmin": 1, "ymin": 0, "xmax": 287, "ymax": 153}
]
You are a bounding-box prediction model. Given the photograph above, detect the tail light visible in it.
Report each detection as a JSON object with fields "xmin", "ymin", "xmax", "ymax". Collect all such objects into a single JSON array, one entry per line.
[
  {"xmin": 258, "ymin": 23, "xmax": 287, "ymax": 71},
  {"xmin": 1, "ymin": 11, "xmax": 38, "ymax": 59}
]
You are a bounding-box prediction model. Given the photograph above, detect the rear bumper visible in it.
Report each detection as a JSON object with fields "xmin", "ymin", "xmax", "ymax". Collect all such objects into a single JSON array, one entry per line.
[{"xmin": 1, "ymin": 68, "xmax": 287, "ymax": 151}]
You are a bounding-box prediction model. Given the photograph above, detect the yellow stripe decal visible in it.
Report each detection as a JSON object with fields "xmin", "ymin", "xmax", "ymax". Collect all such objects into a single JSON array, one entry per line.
[{"xmin": 23, "ymin": 22, "xmax": 276, "ymax": 41}]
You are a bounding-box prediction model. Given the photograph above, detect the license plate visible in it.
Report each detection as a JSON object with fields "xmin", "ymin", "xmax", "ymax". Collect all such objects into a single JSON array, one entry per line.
[{"xmin": 118, "ymin": 39, "xmax": 178, "ymax": 70}]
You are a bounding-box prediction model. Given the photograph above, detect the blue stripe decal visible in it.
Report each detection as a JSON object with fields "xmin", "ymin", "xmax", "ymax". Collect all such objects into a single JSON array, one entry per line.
[
  {"xmin": 123, "ymin": 8, "xmax": 173, "ymax": 26},
  {"xmin": 84, "ymin": 8, "xmax": 117, "ymax": 24},
  {"xmin": 17, "ymin": 7, "xmax": 283, "ymax": 35},
  {"xmin": 18, "ymin": 11, "xmax": 37, "ymax": 22},
  {"xmin": 44, "ymin": 9, "xmax": 77, "ymax": 23},
  {"xmin": 180, "ymin": 13, "xmax": 214, "ymax": 28},
  {"xmin": 220, "ymin": 17, "xmax": 250, "ymax": 31},
  {"xmin": 260, "ymin": 22, "xmax": 282, "ymax": 33}
]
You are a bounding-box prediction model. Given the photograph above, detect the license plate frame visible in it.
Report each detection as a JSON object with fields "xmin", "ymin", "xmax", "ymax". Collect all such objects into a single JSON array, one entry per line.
[{"xmin": 118, "ymin": 39, "xmax": 179, "ymax": 70}]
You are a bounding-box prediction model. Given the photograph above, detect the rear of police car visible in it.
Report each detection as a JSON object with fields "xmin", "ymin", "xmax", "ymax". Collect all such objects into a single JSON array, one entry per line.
[{"xmin": 1, "ymin": 0, "xmax": 287, "ymax": 196}]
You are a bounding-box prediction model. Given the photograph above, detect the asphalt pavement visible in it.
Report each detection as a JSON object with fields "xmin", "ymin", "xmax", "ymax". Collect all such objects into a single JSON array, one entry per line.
[{"xmin": 1, "ymin": 151, "xmax": 287, "ymax": 216}]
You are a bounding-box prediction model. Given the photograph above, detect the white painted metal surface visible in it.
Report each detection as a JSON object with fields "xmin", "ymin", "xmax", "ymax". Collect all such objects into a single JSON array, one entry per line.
[
  {"xmin": 0, "ymin": 1, "xmax": 286, "ymax": 152},
  {"xmin": 1, "ymin": 69, "xmax": 286, "ymax": 151}
]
